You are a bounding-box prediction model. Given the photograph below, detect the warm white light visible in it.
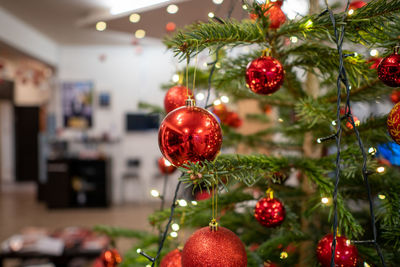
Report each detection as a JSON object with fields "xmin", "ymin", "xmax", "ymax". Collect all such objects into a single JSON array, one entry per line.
[
  {"xmin": 213, "ymin": 99, "xmax": 222, "ymax": 106},
  {"xmin": 170, "ymin": 231, "xmax": 178, "ymax": 238},
  {"xmin": 317, "ymin": 138, "xmax": 322, "ymax": 144},
  {"xmin": 305, "ymin": 19, "xmax": 313, "ymax": 28},
  {"xmin": 150, "ymin": 189, "xmax": 160, "ymax": 197},
  {"xmin": 353, "ymin": 52, "xmax": 358, "ymax": 57},
  {"xmin": 346, "ymin": 239, "xmax": 351, "ymax": 246},
  {"xmin": 242, "ymin": 4, "xmax": 248, "ymax": 10},
  {"xmin": 332, "ymin": 120, "xmax": 337, "ymax": 126},
  {"xmin": 368, "ymin": 147, "xmax": 377, "ymax": 155},
  {"xmin": 129, "ymin": 13, "xmax": 141, "ymax": 23},
  {"xmin": 370, "ymin": 49, "xmax": 379, "ymax": 57},
  {"xmin": 96, "ymin": 21, "xmax": 107, "ymax": 31},
  {"xmin": 377, "ymin": 166, "xmax": 385, "ymax": 173},
  {"xmin": 110, "ymin": 0, "xmax": 170, "ymax": 15},
  {"xmin": 278, "ymin": 118, "xmax": 284, "ymax": 122},
  {"xmin": 215, "ymin": 62, "xmax": 221, "ymax": 68},
  {"xmin": 172, "ymin": 74, "xmax": 180, "ymax": 83},
  {"xmin": 136, "ymin": 248, "xmax": 142, "ymax": 253},
  {"xmin": 191, "ymin": 200, "xmax": 198, "ymax": 205},
  {"xmin": 135, "ymin": 29, "xmax": 146, "ymax": 39},
  {"xmin": 221, "ymin": 96, "xmax": 229, "ymax": 103},
  {"xmin": 208, "ymin": 12, "xmax": 215, "ymax": 18},
  {"xmin": 280, "ymin": 251, "xmax": 288, "ymax": 259},
  {"xmin": 281, "ymin": 0, "xmax": 309, "ymax": 20},
  {"xmin": 378, "ymin": 194, "xmax": 386, "ymax": 200},
  {"xmin": 196, "ymin": 93, "xmax": 205, "ymax": 101},
  {"xmin": 290, "ymin": 36, "xmax": 298, "ymax": 43},
  {"xmin": 213, "ymin": 0, "xmax": 224, "ymax": 4},
  {"xmin": 167, "ymin": 4, "xmax": 179, "ymax": 14},
  {"xmin": 171, "ymin": 223, "xmax": 180, "ymax": 231},
  {"xmin": 364, "ymin": 262, "xmax": 371, "ymax": 267},
  {"xmin": 348, "ymin": 9, "xmax": 354, "ymax": 15},
  {"xmin": 178, "ymin": 199, "xmax": 188, "ymax": 207},
  {"xmin": 321, "ymin": 197, "xmax": 329, "ymax": 204}
]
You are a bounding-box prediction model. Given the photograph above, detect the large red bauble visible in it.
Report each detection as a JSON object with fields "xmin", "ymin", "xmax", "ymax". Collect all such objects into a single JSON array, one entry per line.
[
  {"xmin": 387, "ymin": 102, "xmax": 400, "ymax": 144},
  {"xmin": 164, "ymin": 85, "xmax": 193, "ymax": 113},
  {"xmin": 254, "ymin": 197, "xmax": 285, "ymax": 227},
  {"xmin": 246, "ymin": 56, "xmax": 284, "ymax": 95},
  {"xmin": 160, "ymin": 249, "xmax": 182, "ymax": 267},
  {"xmin": 316, "ymin": 234, "xmax": 358, "ymax": 267},
  {"xmin": 349, "ymin": 0, "xmax": 367, "ymax": 11},
  {"xmin": 181, "ymin": 226, "xmax": 247, "ymax": 267},
  {"xmin": 158, "ymin": 157, "xmax": 176, "ymax": 174},
  {"xmin": 250, "ymin": 2, "xmax": 286, "ymax": 29},
  {"xmin": 158, "ymin": 104, "xmax": 222, "ymax": 167},
  {"xmin": 99, "ymin": 249, "xmax": 122, "ymax": 267},
  {"xmin": 377, "ymin": 51, "xmax": 400, "ymax": 87}
]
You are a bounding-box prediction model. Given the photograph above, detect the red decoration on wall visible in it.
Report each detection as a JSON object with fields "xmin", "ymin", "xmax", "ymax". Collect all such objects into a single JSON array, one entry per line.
[{"xmin": 166, "ymin": 22, "xmax": 176, "ymax": 32}]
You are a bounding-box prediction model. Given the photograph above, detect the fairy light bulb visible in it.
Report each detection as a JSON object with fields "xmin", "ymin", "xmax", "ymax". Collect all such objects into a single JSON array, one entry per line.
[
  {"xmin": 370, "ymin": 49, "xmax": 379, "ymax": 57},
  {"xmin": 213, "ymin": 99, "xmax": 222, "ymax": 106},
  {"xmin": 208, "ymin": 12, "xmax": 215, "ymax": 18},
  {"xmin": 178, "ymin": 199, "xmax": 187, "ymax": 207},
  {"xmin": 150, "ymin": 189, "xmax": 160, "ymax": 197},
  {"xmin": 368, "ymin": 147, "xmax": 377, "ymax": 155},
  {"xmin": 172, "ymin": 74, "xmax": 180, "ymax": 83},
  {"xmin": 378, "ymin": 194, "xmax": 386, "ymax": 200},
  {"xmin": 376, "ymin": 166, "xmax": 385, "ymax": 173},
  {"xmin": 321, "ymin": 197, "xmax": 329, "ymax": 204},
  {"xmin": 171, "ymin": 223, "xmax": 180, "ymax": 231},
  {"xmin": 280, "ymin": 251, "xmax": 288, "ymax": 259},
  {"xmin": 221, "ymin": 96, "xmax": 229, "ymax": 103},
  {"xmin": 191, "ymin": 200, "xmax": 198, "ymax": 205},
  {"xmin": 170, "ymin": 231, "xmax": 178, "ymax": 238}
]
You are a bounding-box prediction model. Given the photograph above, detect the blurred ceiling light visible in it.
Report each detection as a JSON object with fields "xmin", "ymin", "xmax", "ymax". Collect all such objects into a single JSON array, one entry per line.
[
  {"xmin": 135, "ymin": 29, "xmax": 146, "ymax": 39},
  {"xmin": 167, "ymin": 4, "xmax": 179, "ymax": 14},
  {"xmin": 129, "ymin": 13, "xmax": 141, "ymax": 23},
  {"xmin": 110, "ymin": 0, "xmax": 170, "ymax": 15},
  {"xmin": 96, "ymin": 21, "xmax": 107, "ymax": 31},
  {"xmin": 213, "ymin": 0, "xmax": 224, "ymax": 4}
]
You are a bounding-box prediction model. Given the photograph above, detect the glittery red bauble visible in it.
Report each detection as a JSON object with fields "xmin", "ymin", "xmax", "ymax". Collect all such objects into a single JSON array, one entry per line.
[
  {"xmin": 391, "ymin": 90, "xmax": 400, "ymax": 104},
  {"xmin": 158, "ymin": 157, "xmax": 176, "ymax": 174},
  {"xmin": 316, "ymin": 234, "xmax": 358, "ymax": 267},
  {"xmin": 160, "ymin": 249, "xmax": 182, "ymax": 267},
  {"xmin": 100, "ymin": 249, "xmax": 122, "ymax": 267},
  {"xmin": 254, "ymin": 197, "xmax": 285, "ymax": 227},
  {"xmin": 164, "ymin": 86, "xmax": 193, "ymax": 113},
  {"xmin": 246, "ymin": 56, "xmax": 284, "ymax": 95},
  {"xmin": 387, "ymin": 102, "xmax": 400, "ymax": 144},
  {"xmin": 349, "ymin": 0, "xmax": 367, "ymax": 11},
  {"xmin": 378, "ymin": 51, "xmax": 400, "ymax": 87},
  {"xmin": 250, "ymin": 2, "xmax": 286, "ymax": 29},
  {"xmin": 158, "ymin": 104, "xmax": 222, "ymax": 167},
  {"xmin": 181, "ymin": 226, "xmax": 247, "ymax": 267}
]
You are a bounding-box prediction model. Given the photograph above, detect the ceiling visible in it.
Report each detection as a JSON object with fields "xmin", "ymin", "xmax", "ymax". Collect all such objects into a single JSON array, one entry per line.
[{"xmin": 0, "ymin": 0, "xmax": 248, "ymax": 45}]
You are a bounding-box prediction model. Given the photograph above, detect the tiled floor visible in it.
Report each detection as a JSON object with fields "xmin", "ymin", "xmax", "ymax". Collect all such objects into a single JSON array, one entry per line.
[{"xmin": 0, "ymin": 183, "xmax": 159, "ymax": 265}]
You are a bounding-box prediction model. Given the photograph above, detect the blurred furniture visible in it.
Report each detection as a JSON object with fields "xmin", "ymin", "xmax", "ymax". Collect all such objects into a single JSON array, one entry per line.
[
  {"xmin": 43, "ymin": 158, "xmax": 111, "ymax": 208},
  {"xmin": 121, "ymin": 158, "xmax": 141, "ymax": 203}
]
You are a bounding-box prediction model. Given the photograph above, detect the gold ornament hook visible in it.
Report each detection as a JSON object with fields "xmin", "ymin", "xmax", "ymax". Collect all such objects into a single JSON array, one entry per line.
[
  {"xmin": 266, "ymin": 188, "xmax": 274, "ymax": 199},
  {"xmin": 209, "ymin": 219, "xmax": 219, "ymax": 232}
]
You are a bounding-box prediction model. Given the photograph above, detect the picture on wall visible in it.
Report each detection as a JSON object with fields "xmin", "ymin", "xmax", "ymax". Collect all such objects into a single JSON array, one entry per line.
[
  {"xmin": 98, "ymin": 92, "xmax": 111, "ymax": 108},
  {"xmin": 62, "ymin": 81, "xmax": 93, "ymax": 128}
]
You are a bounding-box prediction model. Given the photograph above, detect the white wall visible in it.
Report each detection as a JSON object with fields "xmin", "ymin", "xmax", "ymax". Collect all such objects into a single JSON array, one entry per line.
[
  {"xmin": 0, "ymin": 101, "xmax": 14, "ymax": 184},
  {"xmin": 57, "ymin": 43, "xmax": 181, "ymax": 203}
]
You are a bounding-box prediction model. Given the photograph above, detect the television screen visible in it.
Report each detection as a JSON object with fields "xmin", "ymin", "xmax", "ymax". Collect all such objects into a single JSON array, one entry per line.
[{"xmin": 126, "ymin": 113, "xmax": 160, "ymax": 131}]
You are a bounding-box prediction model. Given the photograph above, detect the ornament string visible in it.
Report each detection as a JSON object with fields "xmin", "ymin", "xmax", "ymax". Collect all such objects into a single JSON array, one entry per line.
[
  {"xmin": 186, "ymin": 54, "xmax": 191, "ymax": 99},
  {"xmin": 318, "ymin": 1, "xmax": 386, "ymax": 266}
]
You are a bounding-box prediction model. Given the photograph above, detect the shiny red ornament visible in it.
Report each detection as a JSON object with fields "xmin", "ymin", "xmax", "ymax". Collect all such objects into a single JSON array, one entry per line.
[
  {"xmin": 250, "ymin": 1, "xmax": 286, "ymax": 29},
  {"xmin": 164, "ymin": 85, "xmax": 193, "ymax": 113},
  {"xmin": 349, "ymin": 0, "xmax": 367, "ymax": 11},
  {"xmin": 181, "ymin": 226, "xmax": 247, "ymax": 267},
  {"xmin": 387, "ymin": 102, "xmax": 400, "ymax": 144},
  {"xmin": 160, "ymin": 249, "xmax": 182, "ymax": 267},
  {"xmin": 99, "ymin": 249, "xmax": 122, "ymax": 267},
  {"xmin": 211, "ymin": 104, "xmax": 228, "ymax": 121},
  {"xmin": 246, "ymin": 56, "xmax": 284, "ymax": 95},
  {"xmin": 390, "ymin": 90, "xmax": 400, "ymax": 103},
  {"xmin": 158, "ymin": 157, "xmax": 176, "ymax": 174},
  {"xmin": 195, "ymin": 190, "xmax": 212, "ymax": 201},
  {"xmin": 316, "ymin": 234, "xmax": 358, "ymax": 267},
  {"xmin": 225, "ymin": 111, "xmax": 242, "ymax": 128},
  {"xmin": 158, "ymin": 101, "xmax": 222, "ymax": 167},
  {"xmin": 378, "ymin": 48, "xmax": 400, "ymax": 87},
  {"xmin": 254, "ymin": 196, "xmax": 285, "ymax": 227}
]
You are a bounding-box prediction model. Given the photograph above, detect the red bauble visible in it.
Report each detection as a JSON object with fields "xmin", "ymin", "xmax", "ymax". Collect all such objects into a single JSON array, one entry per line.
[
  {"xmin": 158, "ymin": 157, "xmax": 176, "ymax": 174},
  {"xmin": 181, "ymin": 226, "xmax": 247, "ymax": 267},
  {"xmin": 211, "ymin": 104, "xmax": 228, "ymax": 121},
  {"xmin": 160, "ymin": 249, "xmax": 182, "ymax": 267},
  {"xmin": 367, "ymin": 57, "xmax": 382, "ymax": 69},
  {"xmin": 391, "ymin": 90, "xmax": 400, "ymax": 103},
  {"xmin": 378, "ymin": 50, "xmax": 400, "ymax": 87},
  {"xmin": 166, "ymin": 22, "xmax": 176, "ymax": 32},
  {"xmin": 349, "ymin": 1, "xmax": 367, "ymax": 11},
  {"xmin": 250, "ymin": 2, "xmax": 286, "ymax": 29},
  {"xmin": 99, "ymin": 249, "xmax": 122, "ymax": 267},
  {"xmin": 246, "ymin": 56, "xmax": 284, "ymax": 95},
  {"xmin": 195, "ymin": 190, "xmax": 212, "ymax": 201},
  {"xmin": 387, "ymin": 102, "xmax": 400, "ymax": 144},
  {"xmin": 164, "ymin": 85, "xmax": 193, "ymax": 113},
  {"xmin": 254, "ymin": 197, "xmax": 285, "ymax": 227},
  {"xmin": 346, "ymin": 116, "xmax": 360, "ymax": 130},
  {"xmin": 158, "ymin": 102, "xmax": 222, "ymax": 167},
  {"xmin": 225, "ymin": 111, "xmax": 242, "ymax": 128},
  {"xmin": 316, "ymin": 234, "xmax": 358, "ymax": 267}
]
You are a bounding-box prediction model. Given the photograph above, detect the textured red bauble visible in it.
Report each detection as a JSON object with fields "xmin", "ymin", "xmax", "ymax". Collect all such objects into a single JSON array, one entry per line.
[
  {"xmin": 100, "ymin": 249, "xmax": 122, "ymax": 267},
  {"xmin": 254, "ymin": 197, "xmax": 285, "ymax": 227},
  {"xmin": 164, "ymin": 85, "xmax": 193, "ymax": 113},
  {"xmin": 250, "ymin": 2, "xmax": 286, "ymax": 29},
  {"xmin": 387, "ymin": 102, "xmax": 400, "ymax": 144},
  {"xmin": 181, "ymin": 226, "xmax": 247, "ymax": 267},
  {"xmin": 158, "ymin": 103, "xmax": 222, "ymax": 167},
  {"xmin": 158, "ymin": 157, "xmax": 176, "ymax": 174},
  {"xmin": 160, "ymin": 249, "xmax": 182, "ymax": 267},
  {"xmin": 391, "ymin": 90, "xmax": 400, "ymax": 104},
  {"xmin": 377, "ymin": 49, "xmax": 400, "ymax": 87},
  {"xmin": 246, "ymin": 56, "xmax": 284, "ymax": 95},
  {"xmin": 349, "ymin": 0, "xmax": 367, "ymax": 11},
  {"xmin": 316, "ymin": 234, "xmax": 358, "ymax": 267}
]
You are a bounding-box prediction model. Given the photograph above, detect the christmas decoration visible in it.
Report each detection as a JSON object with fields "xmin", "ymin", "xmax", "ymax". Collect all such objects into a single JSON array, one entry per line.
[
  {"xmin": 164, "ymin": 85, "xmax": 193, "ymax": 113},
  {"xmin": 270, "ymin": 171, "xmax": 288, "ymax": 184},
  {"xmin": 99, "ymin": 249, "xmax": 122, "ymax": 267},
  {"xmin": 316, "ymin": 234, "xmax": 358, "ymax": 267},
  {"xmin": 367, "ymin": 57, "xmax": 382, "ymax": 69},
  {"xmin": 254, "ymin": 190, "xmax": 285, "ymax": 227},
  {"xmin": 158, "ymin": 157, "xmax": 176, "ymax": 174},
  {"xmin": 166, "ymin": 22, "xmax": 177, "ymax": 32},
  {"xmin": 349, "ymin": 0, "xmax": 367, "ymax": 12},
  {"xmin": 346, "ymin": 116, "xmax": 360, "ymax": 130},
  {"xmin": 159, "ymin": 99, "xmax": 222, "ymax": 167},
  {"xmin": 250, "ymin": 1, "xmax": 286, "ymax": 29},
  {"xmin": 377, "ymin": 48, "xmax": 400, "ymax": 87},
  {"xmin": 195, "ymin": 189, "xmax": 212, "ymax": 201},
  {"xmin": 390, "ymin": 90, "xmax": 400, "ymax": 103},
  {"xmin": 181, "ymin": 226, "xmax": 247, "ymax": 267},
  {"xmin": 246, "ymin": 56, "xmax": 284, "ymax": 95},
  {"xmin": 264, "ymin": 261, "xmax": 279, "ymax": 267},
  {"xmin": 160, "ymin": 249, "xmax": 182, "ymax": 267},
  {"xmin": 224, "ymin": 111, "xmax": 242, "ymax": 128},
  {"xmin": 387, "ymin": 102, "xmax": 400, "ymax": 145}
]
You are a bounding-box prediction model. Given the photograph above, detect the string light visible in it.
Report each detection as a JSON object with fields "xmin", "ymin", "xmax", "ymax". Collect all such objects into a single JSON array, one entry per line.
[
  {"xmin": 213, "ymin": 99, "xmax": 222, "ymax": 106},
  {"xmin": 278, "ymin": 118, "xmax": 284, "ymax": 122},
  {"xmin": 304, "ymin": 19, "xmax": 313, "ymax": 29},
  {"xmin": 321, "ymin": 197, "xmax": 329, "ymax": 204},
  {"xmin": 215, "ymin": 62, "xmax": 221, "ymax": 68},
  {"xmin": 280, "ymin": 251, "xmax": 288, "ymax": 259},
  {"xmin": 376, "ymin": 166, "xmax": 385, "ymax": 173},
  {"xmin": 364, "ymin": 262, "xmax": 371, "ymax": 267},
  {"xmin": 208, "ymin": 12, "xmax": 215, "ymax": 18},
  {"xmin": 242, "ymin": 4, "xmax": 248, "ymax": 10},
  {"xmin": 348, "ymin": 9, "xmax": 355, "ymax": 15},
  {"xmin": 177, "ymin": 199, "xmax": 188, "ymax": 207},
  {"xmin": 136, "ymin": 248, "xmax": 142, "ymax": 253},
  {"xmin": 167, "ymin": 4, "xmax": 179, "ymax": 14},
  {"xmin": 96, "ymin": 21, "xmax": 107, "ymax": 31},
  {"xmin": 331, "ymin": 120, "xmax": 337, "ymax": 126},
  {"xmin": 171, "ymin": 223, "xmax": 180, "ymax": 231},
  {"xmin": 135, "ymin": 29, "xmax": 146, "ymax": 39},
  {"xmin": 129, "ymin": 13, "xmax": 140, "ymax": 23},
  {"xmin": 191, "ymin": 200, "xmax": 198, "ymax": 205},
  {"xmin": 221, "ymin": 96, "xmax": 229, "ymax": 103},
  {"xmin": 370, "ymin": 49, "xmax": 379, "ymax": 57},
  {"xmin": 151, "ymin": 189, "xmax": 160, "ymax": 198},
  {"xmin": 172, "ymin": 74, "xmax": 180, "ymax": 83},
  {"xmin": 368, "ymin": 147, "xmax": 377, "ymax": 155},
  {"xmin": 290, "ymin": 36, "xmax": 298, "ymax": 43},
  {"xmin": 196, "ymin": 93, "xmax": 205, "ymax": 101},
  {"xmin": 213, "ymin": 0, "xmax": 224, "ymax": 4},
  {"xmin": 378, "ymin": 194, "xmax": 386, "ymax": 200},
  {"xmin": 317, "ymin": 138, "xmax": 322, "ymax": 144},
  {"xmin": 170, "ymin": 231, "xmax": 178, "ymax": 238},
  {"xmin": 346, "ymin": 239, "xmax": 351, "ymax": 246}
]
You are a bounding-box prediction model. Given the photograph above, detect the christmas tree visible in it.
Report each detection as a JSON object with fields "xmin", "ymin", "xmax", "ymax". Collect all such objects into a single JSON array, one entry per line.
[{"xmin": 95, "ymin": 0, "xmax": 400, "ymax": 266}]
